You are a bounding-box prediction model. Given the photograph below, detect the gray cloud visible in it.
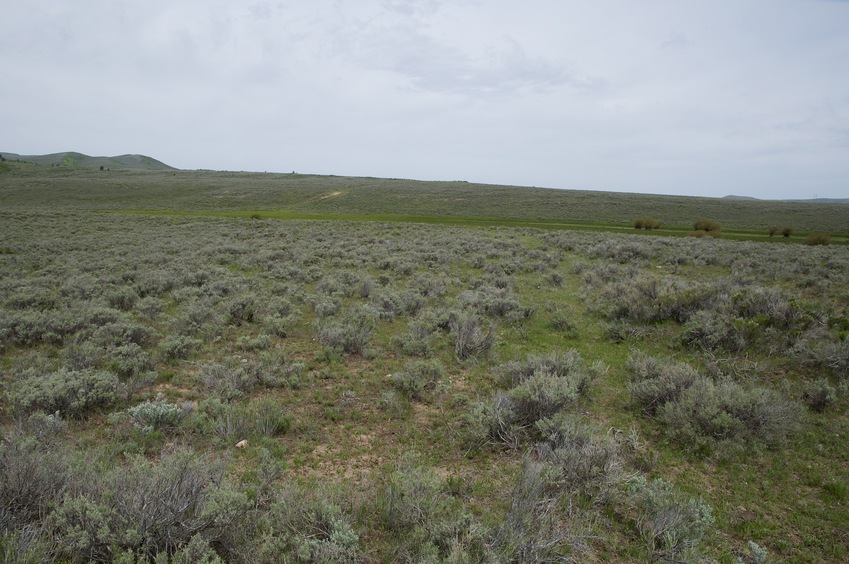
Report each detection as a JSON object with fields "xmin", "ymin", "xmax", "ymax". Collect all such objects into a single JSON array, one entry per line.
[{"xmin": 2, "ymin": 0, "xmax": 848, "ymax": 199}]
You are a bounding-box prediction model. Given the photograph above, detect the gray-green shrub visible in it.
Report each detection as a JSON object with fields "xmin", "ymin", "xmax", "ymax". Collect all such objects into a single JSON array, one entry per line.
[
  {"xmin": 390, "ymin": 360, "xmax": 445, "ymax": 400},
  {"xmin": 127, "ymin": 396, "xmax": 192, "ymax": 432},
  {"xmin": 12, "ymin": 369, "xmax": 125, "ymax": 418},
  {"xmin": 0, "ymin": 437, "xmax": 68, "ymax": 527},
  {"xmin": 499, "ymin": 351, "xmax": 587, "ymax": 388},
  {"xmin": 627, "ymin": 476, "xmax": 714, "ymax": 562},
  {"xmin": 159, "ymin": 335, "xmax": 203, "ymax": 360},
  {"xmin": 802, "ymin": 378, "xmax": 837, "ymax": 412},
  {"xmin": 535, "ymin": 414, "xmax": 624, "ymax": 500},
  {"xmin": 316, "ymin": 307, "xmax": 376, "ymax": 355},
  {"xmin": 628, "ymin": 354, "xmax": 700, "ymax": 415},
  {"xmin": 449, "ymin": 312, "xmax": 494, "ymax": 361},
  {"xmin": 493, "ymin": 456, "xmax": 579, "ymax": 562},
  {"xmin": 49, "ymin": 448, "xmax": 247, "ymax": 562},
  {"xmin": 660, "ymin": 378, "xmax": 801, "ymax": 451}
]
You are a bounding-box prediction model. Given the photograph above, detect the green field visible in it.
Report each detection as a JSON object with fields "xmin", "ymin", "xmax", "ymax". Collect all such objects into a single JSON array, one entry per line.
[
  {"xmin": 1, "ymin": 162, "xmax": 847, "ymax": 562},
  {"xmin": 2, "ymin": 160, "xmax": 848, "ymax": 237}
]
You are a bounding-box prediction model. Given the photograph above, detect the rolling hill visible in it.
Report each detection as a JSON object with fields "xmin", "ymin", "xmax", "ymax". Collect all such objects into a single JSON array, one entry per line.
[{"xmin": 0, "ymin": 151, "xmax": 175, "ymax": 171}]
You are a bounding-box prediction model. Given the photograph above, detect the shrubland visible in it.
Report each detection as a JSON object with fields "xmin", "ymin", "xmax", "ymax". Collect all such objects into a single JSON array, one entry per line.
[{"xmin": 0, "ymin": 166, "xmax": 848, "ymax": 561}]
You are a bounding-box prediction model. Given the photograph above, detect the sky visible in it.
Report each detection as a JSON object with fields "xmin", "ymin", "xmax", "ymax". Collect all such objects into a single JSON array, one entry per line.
[{"xmin": 2, "ymin": 1, "xmax": 848, "ymax": 199}]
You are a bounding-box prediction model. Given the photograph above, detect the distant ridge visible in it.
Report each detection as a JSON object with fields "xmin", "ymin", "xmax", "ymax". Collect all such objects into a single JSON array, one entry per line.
[
  {"xmin": 724, "ymin": 194, "xmax": 849, "ymax": 204},
  {"xmin": 0, "ymin": 151, "xmax": 176, "ymax": 171}
]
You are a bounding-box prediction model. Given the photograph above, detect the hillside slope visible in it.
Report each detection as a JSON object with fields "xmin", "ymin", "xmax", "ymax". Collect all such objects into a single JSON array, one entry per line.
[{"xmin": 0, "ymin": 151, "xmax": 175, "ymax": 171}]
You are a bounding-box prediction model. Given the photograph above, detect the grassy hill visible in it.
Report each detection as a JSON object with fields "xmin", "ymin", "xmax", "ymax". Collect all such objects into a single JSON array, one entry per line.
[
  {"xmin": 0, "ymin": 151, "xmax": 176, "ymax": 171},
  {"xmin": 1, "ymin": 161, "xmax": 847, "ymax": 235}
]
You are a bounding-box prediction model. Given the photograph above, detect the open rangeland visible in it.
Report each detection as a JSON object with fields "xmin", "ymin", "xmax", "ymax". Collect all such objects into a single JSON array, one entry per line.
[{"xmin": 1, "ymin": 162, "xmax": 847, "ymax": 562}]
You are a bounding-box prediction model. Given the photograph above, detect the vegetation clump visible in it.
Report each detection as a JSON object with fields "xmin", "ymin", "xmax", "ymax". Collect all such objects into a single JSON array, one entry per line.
[
  {"xmin": 628, "ymin": 354, "xmax": 801, "ymax": 453},
  {"xmin": 805, "ymin": 232, "xmax": 831, "ymax": 246},
  {"xmin": 633, "ymin": 217, "xmax": 661, "ymax": 230}
]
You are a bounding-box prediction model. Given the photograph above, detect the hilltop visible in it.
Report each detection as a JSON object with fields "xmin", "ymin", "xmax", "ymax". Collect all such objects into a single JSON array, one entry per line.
[{"xmin": 0, "ymin": 151, "xmax": 175, "ymax": 171}]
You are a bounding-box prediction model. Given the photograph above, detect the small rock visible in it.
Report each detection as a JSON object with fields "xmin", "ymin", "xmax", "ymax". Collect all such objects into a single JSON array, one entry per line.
[{"xmin": 235, "ymin": 439, "xmax": 248, "ymax": 449}]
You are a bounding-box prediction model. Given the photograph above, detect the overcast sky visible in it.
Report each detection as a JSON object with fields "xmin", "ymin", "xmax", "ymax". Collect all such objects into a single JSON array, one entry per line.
[{"xmin": 2, "ymin": 1, "xmax": 848, "ymax": 199}]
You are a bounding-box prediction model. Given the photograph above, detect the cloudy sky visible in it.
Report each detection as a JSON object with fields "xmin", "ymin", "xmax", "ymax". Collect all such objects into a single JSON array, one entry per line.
[{"xmin": 2, "ymin": 1, "xmax": 848, "ymax": 199}]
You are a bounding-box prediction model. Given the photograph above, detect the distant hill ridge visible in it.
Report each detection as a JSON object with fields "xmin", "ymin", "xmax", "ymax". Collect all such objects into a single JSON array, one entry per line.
[
  {"xmin": 0, "ymin": 151, "xmax": 175, "ymax": 171},
  {"xmin": 724, "ymin": 194, "xmax": 849, "ymax": 203}
]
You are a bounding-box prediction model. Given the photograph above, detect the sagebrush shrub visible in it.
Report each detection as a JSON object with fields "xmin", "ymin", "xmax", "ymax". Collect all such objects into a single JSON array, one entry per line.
[
  {"xmin": 628, "ymin": 355, "xmax": 700, "ymax": 415},
  {"xmin": 457, "ymin": 286, "xmax": 532, "ymax": 322},
  {"xmin": 316, "ymin": 307, "xmax": 376, "ymax": 355},
  {"xmin": 659, "ymin": 378, "xmax": 800, "ymax": 451},
  {"xmin": 391, "ymin": 360, "xmax": 445, "ymax": 400},
  {"xmin": 627, "ymin": 476, "xmax": 714, "ymax": 562},
  {"xmin": 792, "ymin": 328, "xmax": 849, "ymax": 378},
  {"xmin": 680, "ymin": 311, "xmax": 751, "ymax": 352},
  {"xmin": 464, "ymin": 393, "xmax": 524, "ymax": 449},
  {"xmin": 49, "ymin": 448, "xmax": 244, "ymax": 562},
  {"xmin": 499, "ymin": 351, "xmax": 586, "ymax": 388},
  {"xmin": 630, "ymin": 353, "xmax": 801, "ymax": 451},
  {"xmin": 109, "ymin": 343, "xmax": 153, "ymax": 378},
  {"xmin": 227, "ymin": 295, "xmax": 257, "ymax": 325},
  {"xmin": 0, "ymin": 437, "xmax": 68, "ymax": 527},
  {"xmin": 802, "ymin": 378, "xmax": 837, "ymax": 412},
  {"xmin": 509, "ymin": 371, "xmax": 583, "ymax": 425},
  {"xmin": 449, "ymin": 312, "xmax": 494, "ymax": 361},
  {"xmin": 493, "ymin": 456, "xmax": 578, "ymax": 562},
  {"xmin": 535, "ymin": 414, "xmax": 623, "ymax": 500},
  {"xmin": 12, "ymin": 368, "xmax": 125, "ymax": 418},
  {"xmin": 378, "ymin": 460, "xmax": 457, "ymax": 532},
  {"xmin": 128, "ymin": 396, "xmax": 192, "ymax": 431},
  {"xmin": 159, "ymin": 335, "xmax": 203, "ymax": 360},
  {"xmin": 198, "ymin": 361, "xmax": 256, "ymax": 401}
]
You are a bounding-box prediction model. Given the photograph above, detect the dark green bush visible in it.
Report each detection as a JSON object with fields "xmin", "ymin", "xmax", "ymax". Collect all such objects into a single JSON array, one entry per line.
[
  {"xmin": 692, "ymin": 219, "xmax": 721, "ymax": 233},
  {"xmin": 805, "ymin": 233, "xmax": 831, "ymax": 246},
  {"xmin": 548, "ymin": 309, "xmax": 579, "ymax": 337},
  {"xmin": 634, "ymin": 218, "xmax": 661, "ymax": 230}
]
